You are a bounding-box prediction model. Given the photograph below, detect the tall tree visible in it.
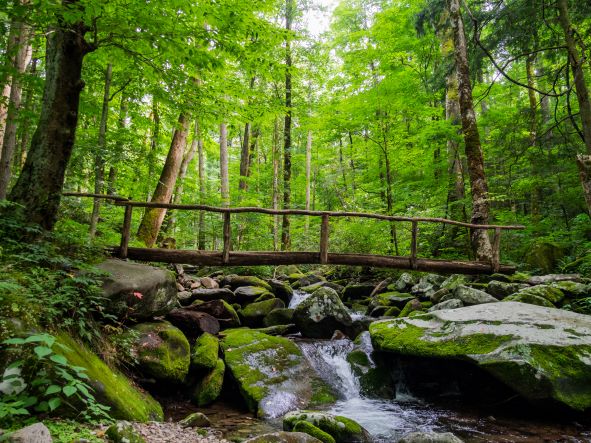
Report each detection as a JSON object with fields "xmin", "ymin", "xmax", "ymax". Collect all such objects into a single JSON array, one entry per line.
[{"xmin": 220, "ymin": 122, "xmax": 229, "ymax": 208}]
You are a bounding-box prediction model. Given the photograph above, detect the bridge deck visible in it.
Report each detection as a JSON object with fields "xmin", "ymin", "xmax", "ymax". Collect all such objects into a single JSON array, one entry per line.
[{"xmin": 110, "ymin": 247, "xmax": 516, "ymax": 274}]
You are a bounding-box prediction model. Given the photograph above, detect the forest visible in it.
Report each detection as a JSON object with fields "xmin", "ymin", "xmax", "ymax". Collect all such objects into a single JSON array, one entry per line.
[{"xmin": 1, "ymin": 0, "xmax": 591, "ymax": 442}]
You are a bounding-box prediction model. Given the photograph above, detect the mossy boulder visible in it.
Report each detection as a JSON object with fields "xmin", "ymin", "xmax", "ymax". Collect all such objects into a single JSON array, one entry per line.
[
  {"xmin": 179, "ymin": 412, "xmax": 211, "ymax": 428},
  {"xmin": 264, "ymin": 308, "xmax": 295, "ymax": 327},
  {"xmin": 244, "ymin": 432, "xmax": 323, "ymax": 443},
  {"xmin": 106, "ymin": 421, "xmax": 145, "ymax": 443},
  {"xmin": 235, "ymin": 286, "xmax": 274, "ymax": 304},
  {"xmin": 192, "ymin": 358, "xmax": 225, "ymax": 406},
  {"xmin": 128, "ymin": 321, "xmax": 190, "ymax": 383},
  {"xmin": 503, "ymin": 293, "xmax": 554, "ymax": 307},
  {"xmin": 222, "ymin": 275, "xmax": 272, "ymax": 291},
  {"xmin": 283, "ymin": 410, "xmax": 372, "ymax": 443},
  {"xmin": 512, "ymin": 285, "xmax": 564, "ymax": 304},
  {"xmin": 267, "ymin": 279, "xmax": 294, "ymax": 304},
  {"xmin": 346, "ymin": 349, "xmax": 394, "ymax": 398},
  {"xmin": 398, "ymin": 299, "xmax": 422, "ymax": 318},
  {"xmin": 440, "ymin": 274, "xmax": 469, "ymax": 291},
  {"xmin": 293, "ymin": 421, "xmax": 336, "ymax": 443},
  {"xmin": 392, "ymin": 272, "xmax": 416, "ymax": 292},
  {"xmin": 383, "ymin": 306, "xmax": 401, "ymax": 317},
  {"xmin": 190, "ymin": 299, "xmax": 240, "ymax": 328},
  {"xmin": 550, "ymin": 281, "xmax": 590, "ymax": 298},
  {"xmin": 293, "ymin": 287, "xmax": 353, "ymax": 339},
  {"xmin": 97, "ymin": 259, "xmax": 177, "ymax": 321},
  {"xmin": 369, "ymin": 302, "xmax": 591, "ymax": 411},
  {"xmin": 368, "ymin": 292, "xmax": 414, "ymax": 312},
  {"xmin": 486, "ymin": 281, "xmax": 529, "ymax": 299},
  {"xmin": 56, "ymin": 333, "xmax": 163, "ymax": 422},
  {"xmin": 440, "ymin": 285, "xmax": 498, "ymax": 305},
  {"xmin": 191, "ymin": 332, "xmax": 219, "ymax": 370},
  {"xmin": 190, "ymin": 288, "xmax": 235, "ymax": 303},
  {"xmin": 342, "ymin": 284, "xmax": 375, "ymax": 302},
  {"xmin": 240, "ymin": 298, "xmax": 286, "ymax": 327},
  {"xmin": 254, "ymin": 292, "xmax": 276, "ymax": 303},
  {"xmin": 221, "ymin": 329, "xmax": 336, "ymax": 418}
]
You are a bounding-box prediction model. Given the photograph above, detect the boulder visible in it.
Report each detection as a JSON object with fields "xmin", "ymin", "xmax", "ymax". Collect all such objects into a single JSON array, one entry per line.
[
  {"xmin": 106, "ymin": 421, "xmax": 145, "ymax": 443},
  {"xmin": 221, "ymin": 275, "xmax": 272, "ymax": 291},
  {"xmin": 191, "ymin": 288, "xmax": 235, "ymax": 303},
  {"xmin": 294, "ymin": 274, "xmax": 326, "ymax": 289},
  {"xmin": 292, "ymin": 421, "xmax": 336, "ymax": 443},
  {"xmin": 255, "ymin": 324, "xmax": 298, "ymax": 336},
  {"xmin": 370, "ymin": 302, "xmax": 591, "ymax": 411},
  {"xmin": 398, "ymin": 299, "xmax": 422, "ymax": 318},
  {"xmin": 369, "ymin": 278, "xmax": 391, "ymax": 297},
  {"xmin": 513, "ymin": 285, "xmax": 564, "ymax": 304},
  {"xmin": 221, "ymin": 329, "xmax": 336, "ymax": 418},
  {"xmin": 441, "ymin": 285, "xmax": 498, "ymax": 305},
  {"xmin": 7, "ymin": 423, "xmax": 52, "ymax": 443},
  {"xmin": 128, "ymin": 321, "xmax": 190, "ymax": 383},
  {"xmin": 440, "ymin": 274, "xmax": 469, "ymax": 291},
  {"xmin": 293, "ymin": 287, "xmax": 353, "ymax": 339},
  {"xmin": 392, "ymin": 273, "xmax": 416, "ymax": 292},
  {"xmin": 347, "ymin": 349, "xmax": 394, "ymax": 398},
  {"xmin": 192, "ymin": 358, "xmax": 225, "ymax": 406},
  {"xmin": 342, "ymin": 284, "xmax": 375, "ymax": 302},
  {"xmin": 241, "ymin": 298, "xmax": 286, "ymax": 327},
  {"xmin": 550, "ymin": 280, "xmax": 590, "ymax": 297},
  {"xmin": 503, "ymin": 292, "xmax": 554, "ymax": 307},
  {"xmin": 200, "ymin": 276, "xmax": 219, "ymax": 289},
  {"xmin": 264, "ymin": 308, "xmax": 295, "ymax": 327},
  {"xmin": 191, "ymin": 332, "xmax": 219, "ymax": 370},
  {"xmin": 56, "ymin": 333, "xmax": 163, "ymax": 421},
  {"xmin": 254, "ymin": 292, "xmax": 276, "ymax": 303},
  {"xmin": 301, "ymin": 282, "xmax": 344, "ymax": 294},
  {"xmin": 398, "ymin": 432, "xmax": 464, "ymax": 443},
  {"xmin": 428, "ymin": 299, "xmax": 464, "ymax": 311},
  {"xmin": 411, "ymin": 274, "xmax": 445, "ymax": 300},
  {"xmin": 486, "ymin": 281, "xmax": 529, "ymax": 299},
  {"xmin": 528, "ymin": 274, "xmax": 582, "ymax": 285},
  {"xmin": 179, "ymin": 412, "xmax": 211, "ymax": 428},
  {"xmin": 189, "ymin": 299, "xmax": 240, "ymax": 328},
  {"xmin": 97, "ymin": 259, "xmax": 177, "ymax": 320},
  {"xmin": 283, "ymin": 411, "xmax": 372, "ymax": 443},
  {"xmin": 267, "ymin": 279, "xmax": 294, "ymax": 304},
  {"xmin": 167, "ymin": 309, "xmax": 220, "ymax": 338},
  {"xmin": 235, "ymin": 286, "xmax": 274, "ymax": 303},
  {"xmin": 368, "ymin": 292, "xmax": 414, "ymax": 311},
  {"xmin": 430, "ymin": 288, "xmax": 450, "ymax": 304},
  {"xmin": 243, "ymin": 432, "xmax": 322, "ymax": 443}
]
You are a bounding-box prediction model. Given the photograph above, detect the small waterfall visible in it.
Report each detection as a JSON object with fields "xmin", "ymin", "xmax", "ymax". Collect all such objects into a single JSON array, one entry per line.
[{"xmin": 288, "ymin": 289, "xmax": 311, "ymax": 309}]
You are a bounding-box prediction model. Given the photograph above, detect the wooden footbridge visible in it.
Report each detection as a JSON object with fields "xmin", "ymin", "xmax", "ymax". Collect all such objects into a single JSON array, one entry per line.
[{"xmin": 64, "ymin": 193, "xmax": 525, "ymax": 274}]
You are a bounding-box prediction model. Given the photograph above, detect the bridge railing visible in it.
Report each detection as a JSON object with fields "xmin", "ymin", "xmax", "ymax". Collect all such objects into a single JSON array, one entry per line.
[{"xmin": 62, "ymin": 193, "xmax": 525, "ymax": 274}]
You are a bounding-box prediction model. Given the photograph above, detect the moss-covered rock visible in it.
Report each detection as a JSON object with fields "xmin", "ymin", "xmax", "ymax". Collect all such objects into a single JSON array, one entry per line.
[
  {"xmin": 486, "ymin": 280, "xmax": 529, "ymax": 299},
  {"xmin": 346, "ymin": 350, "xmax": 394, "ymax": 398},
  {"xmin": 398, "ymin": 299, "xmax": 422, "ymax": 318},
  {"xmin": 106, "ymin": 421, "xmax": 145, "ymax": 443},
  {"xmin": 235, "ymin": 286, "xmax": 274, "ymax": 304},
  {"xmin": 179, "ymin": 412, "xmax": 211, "ymax": 428},
  {"xmin": 191, "ymin": 332, "xmax": 219, "ymax": 370},
  {"xmin": 293, "ymin": 287, "xmax": 353, "ymax": 339},
  {"xmin": 440, "ymin": 285, "xmax": 498, "ymax": 305},
  {"xmin": 222, "ymin": 275, "xmax": 272, "ymax": 291},
  {"xmin": 190, "ymin": 299, "xmax": 240, "ymax": 329},
  {"xmin": 267, "ymin": 279, "xmax": 295, "ymax": 304},
  {"xmin": 383, "ymin": 306, "xmax": 401, "ymax": 317},
  {"xmin": 368, "ymin": 292, "xmax": 414, "ymax": 311},
  {"xmin": 342, "ymin": 284, "xmax": 375, "ymax": 302},
  {"xmin": 254, "ymin": 292, "xmax": 276, "ymax": 303},
  {"xmin": 56, "ymin": 333, "xmax": 163, "ymax": 422},
  {"xmin": 243, "ymin": 432, "xmax": 323, "ymax": 443},
  {"xmin": 264, "ymin": 308, "xmax": 295, "ymax": 327},
  {"xmin": 392, "ymin": 272, "xmax": 416, "ymax": 292},
  {"xmin": 369, "ymin": 302, "xmax": 591, "ymax": 411},
  {"xmin": 192, "ymin": 358, "xmax": 225, "ymax": 406},
  {"xmin": 512, "ymin": 285, "xmax": 564, "ymax": 304},
  {"xmin": 503, "ymin": 292, "xmax": 555, "ymax": 307},
  {"xmin": 428, "ymin": 299, "xmax": 463, "ymax": 311},
  {"xmin": 128, "ymin": 321, "xmax": 190, "ymax": 383},
  {"xmin": 293, "ymin": 421, "xmax": 336, "ymax": 443},
  {"xmin": 283, "ymin": 411, "xmax": 372, "ymax": 443},
  {"xmin": 550, "ymin": 281, "xmax": 590, "ymax": 298},
  {"xmin": 221, "ymin": 329, "xmax": 336, "ymax": 418},
  {"xmin": 241, "ymin": 298, "xmax": 286, "ymax": 327}
]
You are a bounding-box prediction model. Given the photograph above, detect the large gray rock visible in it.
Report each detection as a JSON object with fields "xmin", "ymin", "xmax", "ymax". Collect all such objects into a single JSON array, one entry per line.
[
  {"xmin": 428, "ymin": 299, "xmax": 464, "ymax": 311},
  {"xmin": 8, "ymin": 423, "xmax": 52, "ymax": 443},
  {"xmin": 293, "ymin": 287, "xmax": 353, "ymax": 339},
  {"xmin": 528, "ymin": 274, "xmax": 581, "ymax": 285},
  {"xmin": 440, "ymin": 285, "xmax": 498, "ymax": 305},
  {"xmin": 97, "ymin": 259, "xmax": 177, "ymax": 320},
  {"xmin": 486, "ymin": 280, "xmax": 529, "ymax": 299},
  {"xmin": 370, "ymin": 302, "xmax": 591, "ymax": 411},
  {"xmin": 398, "ymin": 431, "xmax": 464, "ymax": 443},
  {"xmin": 392, "ymin": 273, "xmax": 416, "ymax": 292}
]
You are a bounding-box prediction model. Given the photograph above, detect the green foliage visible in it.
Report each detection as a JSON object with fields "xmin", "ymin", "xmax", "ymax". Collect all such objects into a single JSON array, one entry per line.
[{"xmin": 0, "ymin": 333, "xmax": 111, "ymax": 425}]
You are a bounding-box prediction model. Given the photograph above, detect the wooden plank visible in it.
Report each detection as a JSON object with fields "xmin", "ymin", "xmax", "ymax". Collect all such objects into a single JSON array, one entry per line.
[
  {"xmin": 63, "ymin": 192, "xmax": 128, "ymax": 201},
  {"xmin": 222, "ymin": 212, "xmax": 231, "ymax": 264},
  {"xmin": 320, "ymin": 214, "xmax": 330, "ymax": 264},
  {"xmin": 119, "ymin": 204, "xmax": 133, "ymax": 259},
  {"xmin": 491, "ymin": 227, "xmax": 502, "ymax": 273},
  {"xmin": 410, "ymin": 220, "xmax": 418, "ymax": 270},
  {"xmin": 107, "ymin": 247, "xmax": 517, "ymax": 274}
]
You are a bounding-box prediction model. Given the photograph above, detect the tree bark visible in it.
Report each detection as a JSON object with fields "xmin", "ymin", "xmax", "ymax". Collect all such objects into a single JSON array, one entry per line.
[
  {"xmin": 219, "ymin": 122, "xmax": 229, "ymax": 208},
  {"xmin": 282, "ymin": 0, "xmax": 294, "ymax": 251},
  {"xmin": 0, "ymin": 12, "xmax": 33, "ymax": 198},
  {"xmin": 147, "ymin": 99, "xmax": 160, "ymax": 200},
  {"xmin": 89, "ymin": 63, "xmax": 112, "ymax": 239},
  {"xmin": 448, "ymin": 0, "xmax": 492, "ymax": 261},
  {"xmin": 197, "ymin": 121, "xmax": 206, "ymax": 250},
  {"xmin": 137, "ymin": 114, "xmax": 190, "ymax": 246},
  {"xmin": 239, "ymin": 121, "xmax": 251, "ymax": 190},
  {"xmin": 8, "ymin": 0, "xmax": 92, "ymax": 230},
  {"xmin": 16, "ymin": 57, "xmax": 38, "ymax": 170},
  {"xmin": 305, "ymin": 129, "xmax": 312, "ymax": 232},
  {"xmin": 272, "ymin": 117, "xmax": 280, "ymax": 251}
]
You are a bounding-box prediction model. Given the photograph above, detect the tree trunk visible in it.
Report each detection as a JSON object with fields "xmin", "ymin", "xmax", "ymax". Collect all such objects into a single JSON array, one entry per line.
[
  {"xmin": 305, "ymin": 130, "xmax": 312, "ymax": 232},
  {"xmin": 0, "ymin": 14, "xmax": 33, "ymax": 198},
  {"xmin": 219, "ymin": 122, "xmax": 229, "ymax": 208},
  {"xmin": 8, "ymin": 0, "xmax": 91, "ymax": 230},
  {"xmin": 89, "ymin": 63, "xmax": 112, "ymax": 239},
  {"xmin": 272, "ymin": 117, "xmax": 280, "ymax": 251},
  {"xmin": 448, "ymin": 0, "xmax": 492, "ymax": 261},
  {"xmin": 137, "ymin": 114, "xmax": 190, "ymax": 246},
  {"xmin": 338, "ymin": 137, "xmax": 348, "ymax": 192},
  {"xmin": 239, "ymin": 121, "xmax": 251, "ymax": 190},
  {"xmin": 197, "ymin": 120, "xmax": 206, "ymax": 250},
  {"xmin": 16, "ymin": 57, "xmax": 38, "ymax": 170},
  {"xmin": 147, "ymin": 99, "xmax": 160, "ymax": 200},
  {"xmin": 282, "ymin": 0, "xmax": 294, "ymax": 251}
]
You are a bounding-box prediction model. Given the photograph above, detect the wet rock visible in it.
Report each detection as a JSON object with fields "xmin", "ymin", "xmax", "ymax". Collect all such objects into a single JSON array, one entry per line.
[
  {"xmin": 347, "ymin": 348, "xmax": 394, "ymax": 399},
  {"xmin": 7, "ymin": 423, "xmax": 52, "ymax": 443},
  {"xmin": 293, "ymin": 421, "xmax": 335, "ymax": 443},
  {"xmin": 235, "ymin": 286, "xmax": 274, "ymax": 303},
  {"xmin": 370, "ymin": 302, "xmax": 591, "ymax": 411},
  {"xmin": 267, "ymin": 279, "xmax": 294, "ymax": 304},
  {"xmin": 264, "ymin": 308, "xmax": 295, "ymax": 327},
  {"xmin": 243, "ymin": 432, "xmax": 322, "ymax": 443},
  {"xmin": 192, "ymin": 358, "xmax": 225, "ymax": 406},
  {"xmin": 178, "ymin": 290, "xmax": 193, "ymax": 306},
  {"xmin": 294, "ymin": 274, "xmax": 326, "ymax": 289},
  {"xmin": 97, "ymin": 259, "xmax": 177, "ymax": 321},
  {"xmin": 221, "ymin": 275, "xmax": 272, "ymax": 291},
  {"xmin": 167, "ymin": 309, "xmax": 220, "ymax": 338},
  {"xmin": 128, "ymin": 321, "xmax": 190, "ymax": 383},
  {"xmin": 106, "ymin": 421, "xmax": 145, "ymax": 443},
  {"xmin": 398, "ymin": 431, "xmax": 464, "ymax": 443},
  {"xmin": 486, "ymin": 281, "xmax": 529, "ymax": 299},
  {"xmin": 189, "ymin": 299, "xmax": 240, "ymax": 328},
  {"xmin": 293, "ymin": 287, "xmax": 353, "ymax": 339},
  {"xmin": 383, "ymin": 306, "xmax": 401, "ymax": 317},
  {"xmin": 191, "ymin": 332, "xmax": 219, "ymax": 370},
  {"xmin": 528, "ymin": 274, "xmax": 582, "ymax": 285},
  {"xmin": 342, "ymin": 284, "xmax": 375, "ymax": 302},
  {"xmin": 179, "ymin": 412, "xmax": 211, "ymax": 428},
  {"xmin": 241, "ymin": 298, "xmax": 286, "ymax": 327},
  {"xmin": 283, "ymin": 410, "xmax": 372, "ymax": 443},
  {"xmin": 221, "ymin": 329, "xmax": 336, "ymax": 418},
  {"xmin": 428, "ymin": 299, "xmax": 464, "ymax": 311},
  {"xmin": 398, "ymin": 299, "xmax": 422, "ymax": 317},
  {"xmin": 191, "ymin": 288, "xmax": 235, "ymax": 303},
  {"xmin": 301, "ymin": 282, "xmax": 344, "ymax": 294},
  {"xmin": 440, "ymin": 285, "xmax": 498, "ymax": 305}
]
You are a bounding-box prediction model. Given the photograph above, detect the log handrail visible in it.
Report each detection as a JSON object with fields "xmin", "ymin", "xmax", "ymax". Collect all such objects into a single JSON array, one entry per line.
[{"xmin": 63, "ymin": 192, "xmax": 129, "ymax": 201}]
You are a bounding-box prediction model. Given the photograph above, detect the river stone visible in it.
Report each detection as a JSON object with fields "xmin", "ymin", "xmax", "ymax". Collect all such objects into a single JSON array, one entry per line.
[
  {"xmin": 200, "ymin": 276, "xmax": 219, "ymax": 289},
  {"xmin": 241, "ymin": 298, "xmax": 286, "ymax": 327},
  {"xmin": 430, "ymin": 288, "xmax": 450, "ymax": 304},
  {"xmin": 97, "ymin": 259, "xmax": 177, "ymax": 320},
  {"xmin": 342, "ymin": 284, "xmax": 375, "ymax": 301},
  {"xmin": 179, "ymin": 412, "xmax": 211, "ymax": 428},
  {"xmin": 129, "ymin": 321, "xmax": 190, "ymax": 383},
  {"xmin": 302, "ymin": 282, "xmax": 344, "ymax": 294},
  {"xmin": 441, "ymin": 285, "xmax": 498, "ymax": 305},
  {"xmin": 392, "ymin": 272, "xmax": 416, "ymax": 292},
  {"xmin": 264, "ymin": 308, "xmax": 295, "ymax": 327},
  {"xmin": 221, "ymin": 329, "xmax": 336, "ymax": 418},
  {"xmin": 235, "ymin": 286, "xmax": 273, "ymax": 303},
  {"xmin": 440, "ymin": 274, "xmax": 469, "ymax": 291},
  {"xmin": 428, "ymin": 299, "xmax": 464, "ymax": 311},
  {"xmin": 398, "ymin": 431, "xmax": 464, "ymax": 443},
  {"xmin": 268, "ymin": 279, "xmax": 294, "ymax": 304},
  {"xmin": 189, "ymin": 299, "xmax": 240, "ymax": 328},
  {"xmin": 167, "ymin": 309, "xmax": 220, "ymax": 338},
  {"xmin": 7, "ymin": 423, "xmax": 52, "ymax": 443},
  {"xmin": 222, "ymin": 275, "xmax": 272, "ymax": 291},
  {"xmin": 293, "ymin": 287, "xmax": 353, "ymax": 339},
  {"xmin": 513, "ymin": 285, "xmax": 564, "ymax": 304},
  {"xmin": 528, "ymin": 274, "xmax": 582, "ymax": 285},
  {"xmin": 191, "ymin": 332, "xmax": 219, "ymax": 370},
  {"xmin": 292, "ymin": 421, "xmax": 336, "ymax": 443},
  {"xmin": 369, "ymin": 292, "xmax": 415, "ymax": 311},
  {"xmin": 294, "ymin": 274, "xmax": 326, "ymax": 289},
  {"xmin": 486, "ymin": 281, "xmax": 529, "ymax": 299},
  {"xmin": 369, "ymin": 302, "xmax": 591, "ymax": 411},
  {"xmin": 243, "ymin": 432, "xmax": 322, "ymax": 443},
  {"xmin": 191, "ymin": 287, "xmax": 235, "ymax": 303},
  {"xmin": 106, "ymin": 421, "xmax": 145, "ymax": 443},
  {"xmin": 192, "ymin": 358, "xmax": 225, "ymax": 406},
  {"xmin": 283, "ymin": 410, "xmax": 372, "ymax": 443}
]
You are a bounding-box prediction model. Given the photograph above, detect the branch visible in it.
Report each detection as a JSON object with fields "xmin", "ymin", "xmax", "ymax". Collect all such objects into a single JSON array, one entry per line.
[{"xmin": 109, "ymin": 78, "xmax": 133, "ymax": 102}]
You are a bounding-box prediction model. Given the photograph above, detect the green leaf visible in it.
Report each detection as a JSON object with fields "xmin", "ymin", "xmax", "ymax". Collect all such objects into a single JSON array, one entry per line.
[
  {"xmin": 48, "ymin": 397, "xmax": 61, "ymax": 411},
  {"xmin": 34, "ymin": 346, "xmax": 53, "ymax": 358},
  {"xmin": 2, "ymin": 338, "xmax": 25, "ymax": 345},
  {"xmin": 49, "ymin": 354, "xmax": 68, "ymax": 365},
  {"xmin": 45, "ymin": 385, "xmax": 61, "ymax": 395},
  {"xmin": 62, "ymin": 385, "xmax": 77, "ymax": 397}
]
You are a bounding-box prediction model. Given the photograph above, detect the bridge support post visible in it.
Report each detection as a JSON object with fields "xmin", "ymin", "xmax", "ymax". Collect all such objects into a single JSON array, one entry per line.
[
  {"xmin": 223, "ymin": 212, "xmax": 231, "ymax": 264},
  {"xmin": 491, "ymin": 227, "xmax": 501, "ymax": 273},
  {"xmin": 320, "ymin": 213, "xmax": 330, "ymax": 264},
  {"xmin": 120, "ymin": 203, "xmax": 133, "ymax": 259},
  {"xmin": 410, "ymin": 220, "xmax": 418, "ymax": 270}
]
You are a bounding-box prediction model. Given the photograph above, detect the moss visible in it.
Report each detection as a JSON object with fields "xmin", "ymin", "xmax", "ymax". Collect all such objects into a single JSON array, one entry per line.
[
  {"xmin": 56, "ymin": 333, "xmax": 163, "ymax": 422},
  {"xmin": 504, "ymin": 293, "xmax": 555, "ymax": 307},
  {"xmin": 191, "ymin": 332, "xmax": 219, "ymax": 370},
  {"xmin": 283, "ymin": 411, "xmax": 370, "ymax": 443},
  {"xmin": 517, "ymin": 286, "xmax": 564, "ymax": 304},
  {"xmin": 241, "ymin": 298, "xmax": 285, "ymax": 327},
  {"xmin": 192, "ymin": 358, "xmax": 225, "ymax": 406},
  {"xmin": 398, "ymin": 299, "xmax": 421, "ymax": 318},
  {"xmin": 347, "ymin": 350, "xmax": 370, "ymax": 367},
  {"xmin": 420, "ymin": 301, "xmax": 433, "ymax": 309},
  {"xmin": 254, "ymin": 292, "xmax": 275, "ymax": 303},
  {"xmin": 293, "ymin": 421, "xmax": 336, "ymax": 443},
  {"xmin": 131, "ymin": 321, "xmax": 190, "ymax": 383},
  {"xmin": 106, "ymin": 421, "xmax": 145, "ymax": 443},
  {"xmin": 263, "ymin": 308, "xmax": 295, "ymax": 327},
  {"xmin": 383, "ymin": 306, "xmax": 401, "ymax": 317},
  {"xmin": 223, "ymin": 275, "xmax": 272, "ymax": 291},
  {"xmin": 309, "ymin": 378, "xmax": 338, "ymax": 407}
]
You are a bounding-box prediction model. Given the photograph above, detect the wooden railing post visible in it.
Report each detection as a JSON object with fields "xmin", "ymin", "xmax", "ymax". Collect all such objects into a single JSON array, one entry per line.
[
  {"xmin": 222, "ymin": 212, "xmax": 231, "ymax": 264},
  {"xmin": 320, "ymin": 213, "xmax": 330, "ymax": 264},
  {"xmin": 410, "ymin": 220, "xmax": 418, "ymax": 270},
  {"xmin": 491, "ymin": 227, "xmax": 501, "ymax": 273},
  {"xmin": 120, "ymin": 203, "xmax": 133, "ymax": 259}
]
